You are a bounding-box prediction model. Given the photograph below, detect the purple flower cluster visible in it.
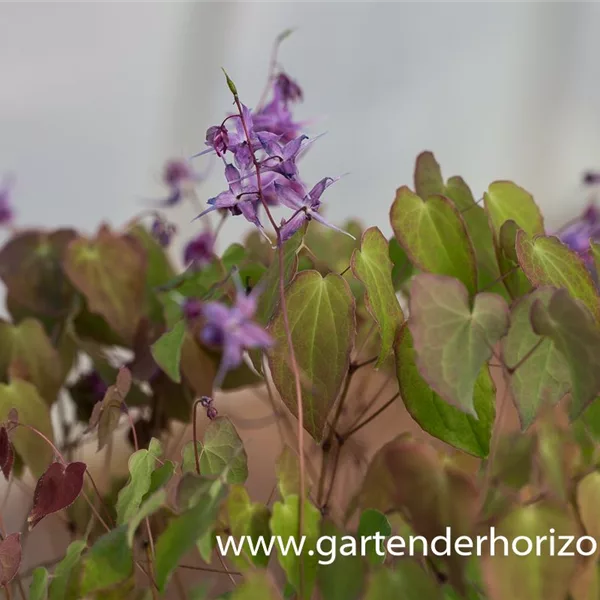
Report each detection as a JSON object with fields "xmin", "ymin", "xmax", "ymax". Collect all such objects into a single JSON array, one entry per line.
[{"xmin": 194, "ymin": 69, "xmax": 353, "ymax": 242}]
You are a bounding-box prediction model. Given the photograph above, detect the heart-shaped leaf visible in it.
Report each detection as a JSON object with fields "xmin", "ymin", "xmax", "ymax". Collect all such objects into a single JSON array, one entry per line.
[
  {"xmin": 480, "ymin": 502, "xmax": 577, "ymax": 600},
  {"xmin": 63, "ymin": 225, "xmax": 147, "ymax": 345},
  {"xmin": 390, "ymin": 186, "xmax": 477, "ymax": 295},
  {"xmin": 0, "ymin": 533, "xmax": 21, "ymax": 587},
  {"xmin": 351, "ymin": 227, "xmax": 404, "ymax": 366},
  {"xmin": 270, "ymin": 494, "xmax": 321, "ymax": 600},
  {"xmin": 484, "ymin": 180, "xmax": 545, "ymax": 239},
  {"xmin": 0, "ymin": 318, "xmax": 64, "ymax": 405},
  {"xmin": 126, "ymin": 489, "xmax": 166, "ymax": 547},
  {"xmin": 408, "ymin": 273, "xmax": 509, "ymax": 415},
  {"xmin": 358, "ymin": 434, "xmax": 478, "ymax": 591},
  {"xmin": 0, "ymin": 229, "xmax": 77, "ymax": 318},
  {"xmin": 181, "ymin": 417, "xmax": 248, "ymax": 484},
  {"xmin": 516, "ymin": 231, "xmax": 600, "ymax": 322},
  {"xmin": 395, "ymin": 324, "xmax": 494, "ymax": 457},
  {"xmin": 80, "ymin": 526, "xmax": 133, "ymax": 596},
  {"xmin": 503, "ymin": 288, "xmax": 571, "ymax": 428},
  {"xmin": 530, "ymin": 288, "xmax": 600, "ymax": 418},
  {"xmin": 116, "ymin": 438, "xmax": 163, "ymax": 524},
  {"xmin": 0, "ymin": 380, "xmax": 53, "ymax": 477},
  {"xmin": 150, "ymin": 320, "xmax": 187, "ymax": 383},
  {"xmin": 28, "ymin": 461, "xmax": 86, "ymax": 529},
  {"xmin": 230, "ymin": 572, "xmax": 280, "ymax": 600},
  {"xmin": 357, "ymin": 509, "xmax": 391, "ymax": 565},
  {"xmin": 268, "ymin": 271, "xmax": 355, "ymax": 441}
]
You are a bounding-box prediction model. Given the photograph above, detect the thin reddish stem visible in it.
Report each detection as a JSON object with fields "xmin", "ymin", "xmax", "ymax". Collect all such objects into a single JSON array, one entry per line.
[
  {"xmin": 232, "ymin": 89, "xmax": 306, "ymax": 597},
  {"xmin": 192, "ymin": 399, "xmax": 201, "ymax": 475}
]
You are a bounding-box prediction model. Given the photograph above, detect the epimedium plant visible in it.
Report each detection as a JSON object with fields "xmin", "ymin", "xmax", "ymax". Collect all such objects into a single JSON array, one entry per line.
[{"xmin": 0, "ymin": 31, "xmax": 600, "ymax": 600}]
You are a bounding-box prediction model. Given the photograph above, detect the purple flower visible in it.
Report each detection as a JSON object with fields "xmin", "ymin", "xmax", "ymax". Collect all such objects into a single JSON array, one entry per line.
[
  {"xmin": 206, "ymin": 125, "xmax": 229, "ymax": 156},
  {"xmin": 160, "ymin": 159, "xmax": 199, "ymax": 206},
  {"xmin": 0, "ymin": 176, "xmax": 15, "ymax": 226},
  {"xmin": 558, "ymin": 203, "xmax": 600, "ymax": 268},
  {"xmin": 183, "ymin": 298, "xmax": 203, "ymax": 322},
  {"xmin": 276, "ymin": 176, "xmax": 355, "ymax": 242},
  {"xmin": 196, "ymin": 163, "xmax": 270, "ymax": 229},
  {"xmin": 183, "ymin": 230, "xmax": 215, "ymax": 269},
  {"xmin": 199, "ymin": 279, "xmax": 273, "ymax": 388},
  {"xmin": 253, "ymin": 96, "xmax": 304, "ymax": 143},
  {"xmin": 275, "ymin": 72, "xmax": 303, "ymax": 104},
  {"xmin": 151, "ymin": 216, "xmax": 177, "ymax": 247},
  {"xmin": 260, "ymin": 134, "xmax": 308, "ymax": 180}
]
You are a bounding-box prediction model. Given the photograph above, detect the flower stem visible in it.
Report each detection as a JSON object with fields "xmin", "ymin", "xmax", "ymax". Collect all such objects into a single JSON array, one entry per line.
[
  {"xmin": 232, "ymin": 89, "xmax": 306, "ymax": 598},
  {"xmin": 192, "ymin": 399, "xmax": 202, "ymax": 475}
]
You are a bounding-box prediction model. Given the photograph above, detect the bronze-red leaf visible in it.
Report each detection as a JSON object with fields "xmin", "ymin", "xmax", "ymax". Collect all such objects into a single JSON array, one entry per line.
[
  {"xmin": 0, "ymin": 533, "xmax": 21, "ymax": 586},
  {"xmin": 0, "ymin": 428, "xmax": 14, "ymax": 481},
  {"xmin": 28, "ymin": 461, "xmax": 87, "ymax": 529}
]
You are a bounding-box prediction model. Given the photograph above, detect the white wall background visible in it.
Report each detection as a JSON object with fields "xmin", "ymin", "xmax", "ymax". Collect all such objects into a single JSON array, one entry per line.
[{"xmin": 1, "ymin": 2, "xmax": 600, "ymax": 257}]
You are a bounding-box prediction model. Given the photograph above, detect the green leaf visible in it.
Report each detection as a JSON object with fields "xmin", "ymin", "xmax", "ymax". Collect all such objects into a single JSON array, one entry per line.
[
  {"xmin": 127, "ymin": 489, "xmax": 167, "ymax": 547},
  {"xmin": 502, "ymin": 288, "xmax": 571, "ymax": 428},
  {"xmin": 484, "ymin": 181, "xmax": 545, "ymax": 239},
  {"xmin": 480, "ymin": 502, "xmax": 577, "ymax": 600},
  {"xmin": 270, "ymin": 494, "xmax": 321, "ymax": 600},
  {"xmin": 63, "ymin": 225, "xmax": 147, "ymax": 345},
  {"xmin": 230, "ymin": 572, "xmax": 279, "ymax": 600},
  {"xmin": 530, "ymin": 288, "xmax": 600, "ymax": 418},
  {"xmin": 0, "ymin": 379, "xmax": 53, "ymax": 476},
  {"xmin": 408, "ymin": 273, "xmax": 509, "ymax": 415},
  {"xmin": 357, "ymin": 509, "xmax": 391, "ymax": 565},
  {"xmin": 255, "ymin": 230, "xmax": 303, "ymax": 326},
  {"xmin": 29, "ymin": 567, "xmax": 49, "ymax": 600},
  {"xmin": 390, "ymin": 186, "xmax": 477, "ymax": 295},
  {"xmin": 445, "ymin": 176, "xmax": 510, "ymax": 300},
  {"xmin": 155, "ymin": 480, "xmax": 227, "ymax": 592},
  {"xmin": 577, "ymin": 471, "xmax": 600, "ymax": 542},
  {"xmin": 388, "ymin": 238, "xmax": 414, "ymax": 290},
  {"xmin": 226, "ymin": 485, "xmax": 271, "ymax": 567},
  {"xmin": 80, "ymin": 526, "xmax": 133, "ymax": 596},
  {"xmin": 146, "ymin": 460, "xmax": 176, "ymax": 498},
  {"xmin": 317, "ymin": 520, "xmax": 365, "ymax": 600},
  {"xmin": 268, "ymin": 271, "xmax": 355, "ymax": 441},
  {"xmin": 48, "ymin": 540, "xmax": 86, "ymax": 600},
  {"xmin": 413, "ymin": 151, "xmax": 444, "ymax": 199},
  {"xmin": 181, "ymin": 417, "xmax": 248, "ymax": 484},
  {"xmin": 0, "ymin": 318, "xmax": 64, "ymax": 405},
  {"xmin": 365, "ymin": 562, "xmax": 441, "ymax": 600},
  {"xmin": 516, "ymin": 231, "xmax": 600, "ymax": 322},
  {"xmin": 351, "ymin": 227, "xmax": 404, "ymax": 366},
  {"xmin": 582, "ymin": 397, "xmax": 600, "ymax": 441},
  {"xmin": 150, "ymin": 320, "xmax": 186, "ymax": 383},
  {"xmin": 116, "ymin": 438, "xmax": 163, "ymax": 524},
  {"xmin": 275, "ymin": 445, "xmax": 301, "ymax": 499},
  {"xmin": 394, "ymin": 324, "xmax": 494, "ymax": 457}
]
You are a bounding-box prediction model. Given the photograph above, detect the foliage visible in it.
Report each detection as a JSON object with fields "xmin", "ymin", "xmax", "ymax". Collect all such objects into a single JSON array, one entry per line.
[{"xmin": 0, "ymin": 31, "xmax": 596, "ymax": 600}]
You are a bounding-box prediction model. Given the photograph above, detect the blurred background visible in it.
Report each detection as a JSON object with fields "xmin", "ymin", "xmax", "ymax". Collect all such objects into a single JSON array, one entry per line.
[{"xmin": 2, "ymin": 1, "xmax": 600, "ymax": 262}]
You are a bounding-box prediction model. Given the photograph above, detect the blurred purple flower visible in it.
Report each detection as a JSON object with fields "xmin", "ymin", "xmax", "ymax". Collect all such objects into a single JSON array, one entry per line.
[
  {"xmin": 276, "ymin": 176, "xmax": 355, "ymax": 242},
  {"xmin": 150, "ymin": 216, "xmax": 177, "ymax": 247},
  {"xmin": 183, "ymin": 230, "xmax": 215, "ymax": 269},
  {"xmin": 583, "ymin": 171, "xmax": 600, "ymax": 186},
  {"xmin": 199, "ymin": 278, "xmax": 273, "ymax": 388},
  {"xmin": 558, "ymin": 202, "xmax": 600, "ymax": 268},
  {"xmin": 182, "ymin": 298, "xmax": 203, "ymax": 322},
  {"xmin": 0, "ymin": 176, "xmax": 15, "ymax": 226},
  {"xmin": 160, "ymin": 159, "xmax": 199, "ymax": 206},
  {"xmin": 253, "ymin": 95, "xmax": 304, "ymax": 143},
  {"xmin": 274, "ymin": 72, "xmax": 303, "ymax": 104}
]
